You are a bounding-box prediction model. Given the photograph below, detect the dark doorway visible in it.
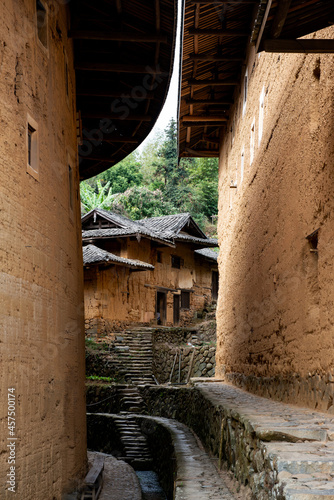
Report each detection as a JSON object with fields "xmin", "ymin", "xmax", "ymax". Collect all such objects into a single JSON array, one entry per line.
[
  {"xmin": 156, "ymin": 291, "xmax": 167, "ymax": 325},
  {"xmin": 173, "ymin": 294, "xmax": 180, "ymax": 326},
  {"xmin": 212, "ymin": 271, "xmax": 219, "ymax": 301}
]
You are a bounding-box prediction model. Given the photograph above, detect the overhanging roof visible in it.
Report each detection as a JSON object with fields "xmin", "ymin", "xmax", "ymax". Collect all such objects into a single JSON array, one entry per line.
[
  {"xmin": 178, "ymin": 0, "xmax": 334, "ymax": 159},
  {"xmin": 83, "ymin": 244, "xmax": 154, "ymax": 270},
  {"xmin": 69, "ymin": 0, "xmax": 177, "ymax": 180}
]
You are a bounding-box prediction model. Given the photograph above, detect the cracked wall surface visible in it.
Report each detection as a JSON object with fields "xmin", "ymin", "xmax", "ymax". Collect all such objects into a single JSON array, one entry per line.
[
  {"xmin": 0, "ymin": 1, "xmax": 86, "ymax": 498},
  {"xmin": 215, "ymin": 25, "xmax": 334, "ymax": 412}
]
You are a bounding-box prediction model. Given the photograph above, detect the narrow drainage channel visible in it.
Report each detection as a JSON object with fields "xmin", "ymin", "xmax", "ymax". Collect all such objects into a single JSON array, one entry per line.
[
  {"xmin": 136, "ymin": 471, "xmax": 167, "ymax": 500},
  {"xmin": 87, "ymin": 412, "xmax": 175, "ymax": 499}
]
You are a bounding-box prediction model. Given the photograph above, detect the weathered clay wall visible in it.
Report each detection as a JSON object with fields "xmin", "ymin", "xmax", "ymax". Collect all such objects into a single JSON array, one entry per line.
[
  {"xmin": 216, "ymin": 26, "xmax": 334, "ymax": 411},
  {"xmin": 84, "ymin": 239, "xmax": 217, "ymax": 333},
  {"xmin": 0, "ymin": 1, "xmax": 86, "ymax": 498}
]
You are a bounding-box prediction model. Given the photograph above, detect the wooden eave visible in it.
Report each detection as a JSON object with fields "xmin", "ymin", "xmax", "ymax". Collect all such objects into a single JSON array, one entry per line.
[
  {"xmin": 69, "ymin": 0, "xmax": 177, "ymax": 180},
  {"xmin": 178, "ymin": 0, "xmax": 334, "ymax": 158}
]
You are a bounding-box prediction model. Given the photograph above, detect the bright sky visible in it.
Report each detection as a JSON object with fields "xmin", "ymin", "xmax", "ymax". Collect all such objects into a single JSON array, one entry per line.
[{"xmin": 136, "ymin": 2, "xmax": 181, "ymax": 152}]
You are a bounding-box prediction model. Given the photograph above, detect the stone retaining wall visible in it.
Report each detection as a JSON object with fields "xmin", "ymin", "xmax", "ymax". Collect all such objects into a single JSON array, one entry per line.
[{"xmin": 152, "ymin": 328, "xmax": 216, "ymax": 383}]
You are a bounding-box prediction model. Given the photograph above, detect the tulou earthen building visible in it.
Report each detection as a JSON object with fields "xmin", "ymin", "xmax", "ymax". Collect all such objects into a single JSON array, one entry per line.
[
  {"xmin": 179, "ymin": 0, "xmax": 334, "ymax": 411},
  {"xmin": 0, "ymin": 0, "xmax": 176, "ymax": 498}
]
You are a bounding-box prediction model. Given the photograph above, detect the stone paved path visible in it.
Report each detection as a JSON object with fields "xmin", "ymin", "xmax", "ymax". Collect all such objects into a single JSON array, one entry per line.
[
  {"xmin": 87, "ymin": 451, "xmax": 142, "ymax": 500},
  {"xmin": 135, "ymin": 415, "xmax": 236, "ymax": 499},
  {"xmin": 192, "ymin": 379, "xmax": 334, "ymax": 499}
]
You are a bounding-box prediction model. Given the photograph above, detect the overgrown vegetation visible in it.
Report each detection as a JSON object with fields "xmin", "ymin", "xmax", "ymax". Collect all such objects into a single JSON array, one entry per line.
[{"xmin": 80, "ymin": 118, "xmax": 218, "ymax": 233}]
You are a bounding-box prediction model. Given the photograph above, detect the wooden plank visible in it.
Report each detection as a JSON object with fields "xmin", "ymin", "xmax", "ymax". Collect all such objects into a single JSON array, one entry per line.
[
  {"xmin": 263, "ymin": 39, "xmax": 334, "ymax": 53},
  {"xmin": 182, "ymin": 121, "xmax": 226, "ymax": 127},
  {"xmin": 182, "ymin": 115, "xmax": 228, "ymax": 122},
  {"xmin": 188, "ymin": 53, "xmax": 243, "ymax": 61},
  {"xmin": 254, "ymin": 0, "xmax": 273, "ymax": 52},
  {"xmin": 69, "ymin": 30, "xmax": 168, "ymax": 43},
  {"xmin": 203, "ymin": 135, "xmax": 220, "ymax": 144},
  {"xmin": 270, "ymin": 0, "xmax": 293, "ymax": 38},
  {"xmin": 188, "ymin": 28, "xmax": 249, "ymax": 37},
  {"xmin": 75, "ymin": 62, "xmax": 165, "ymax": 74},
  {"xmin": 184, "ymin": 147, "xmax": 219, "ymax": 157},
  {"xmin": 188, "ymin": 78, "xmax": 238, "ymax": 86},
  {"xmin": 185, "ymin": 98, "xmax": 232, "ymax": 105},
  {"xmin": 85, "ymin": 457, "xmax": 104, "ymax": 486},
  {"xmin": 190, "ymin": 0, "xmax": 258, "ymax": 3}
]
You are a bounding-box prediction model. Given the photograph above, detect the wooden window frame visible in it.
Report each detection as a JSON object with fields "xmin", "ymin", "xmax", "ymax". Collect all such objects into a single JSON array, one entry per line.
[{"xmin": 26, "ymin": 114, "xmax": 39, "ymax": 180}]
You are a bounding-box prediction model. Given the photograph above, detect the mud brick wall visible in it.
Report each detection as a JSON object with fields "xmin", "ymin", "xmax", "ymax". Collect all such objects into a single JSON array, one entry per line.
[
  {"xmin": 0, "ymin": 2, "xmax": 86, "ymax": 498},
  {"xmin": 216, "ymin": 25, "xmax": 334, "ymax": 411}
]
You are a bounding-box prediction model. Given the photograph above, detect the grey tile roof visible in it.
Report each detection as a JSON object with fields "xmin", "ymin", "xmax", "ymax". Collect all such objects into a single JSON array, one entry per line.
[
  {"xmin": 138, "ymin": 212, "xmax": 207, "ymax": 239},
  {"xmin": 83, "ymin": 244, "xmax": 154, "ymax": 270},
  {"xmin": 195, "ymin": 248, "xmax": 219, "ymax": 262},
  {"xmin": 82, "ymin": 209, "xmax": 215, "ymax": 248},
  {"xmin": 175, "ymin": 234, "xmax": 218, "ymax": 247}
]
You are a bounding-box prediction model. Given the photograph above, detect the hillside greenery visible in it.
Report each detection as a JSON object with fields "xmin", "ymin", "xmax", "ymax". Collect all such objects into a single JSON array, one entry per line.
[{"xmin": 80, "ymin": 118, "xmax": 218, "ymax": 234}]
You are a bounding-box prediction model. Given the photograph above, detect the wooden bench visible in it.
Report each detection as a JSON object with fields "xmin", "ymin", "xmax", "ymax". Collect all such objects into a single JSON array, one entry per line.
[{"xmin": 81, "ymin": 456, "xmax": 104, "ymax": 500}]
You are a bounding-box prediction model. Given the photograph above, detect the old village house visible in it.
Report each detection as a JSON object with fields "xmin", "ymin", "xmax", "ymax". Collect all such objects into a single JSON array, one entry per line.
[{"xmin": 82, "ymin": 209, "xmax": 218, "ymax": 333}]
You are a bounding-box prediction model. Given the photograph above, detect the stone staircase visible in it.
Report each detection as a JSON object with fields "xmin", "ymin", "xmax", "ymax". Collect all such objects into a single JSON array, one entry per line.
[
  {"xmin": 118, "ymin": 385, "xmax": 147, "ymax": 414},
  {"xmin": 113, "ymin": 413, "xmax": 153, "ymax": 470},
  {"xmin": 114, "ymin": 329, "xmax": 155, "ymax": 385}
]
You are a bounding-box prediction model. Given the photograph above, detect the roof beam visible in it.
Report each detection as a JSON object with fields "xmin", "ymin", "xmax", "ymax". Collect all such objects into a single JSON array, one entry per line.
[
  {"xmin": 203, "ymin": 135, "xmax": 220, "ymax": 144},
  {"xmin": 189, "ymin": 0, "xmax": 258, "ymax": 3},
  {"xmin": 188, "ymin": 28, "xmax": 249, "ymax": 37},
  {"xmin": 270, "ymin": 0, "xmax": 293, "ymax": 38},
  {"xmin": 182, "ymin": 121, "xmax": 225, "ymax": 127},
  {"xmin": 263, "ymin": 39, "xmax": 334, "ymax": 53},
  {"xmin": 184, "ymin": 148, "xmax": 219, "ymax": 157},
  {"xmin": 69, "ymin": 30, "xmax": 167, "ymax": 43},
  {"xmin": 189, "ymin": 53, "xmax": 243, "ymax": 62},
  {"xmin": 182, "ymin": 115, "xmax": 228, "ymax": 122},
  {"xmin": 188, "ymin": 78, "xmax": 238, "ymax": 86},
  {"xmin": 75, "ymin": 62, "xmax": 164, "ymax": 73},
  {"xmin": 185, "ymin": 98, "xmax": 232, "ymax": 105},
  {"xmin": 81, "ymin": 112, "xmax": 152, "ymax": 121}
]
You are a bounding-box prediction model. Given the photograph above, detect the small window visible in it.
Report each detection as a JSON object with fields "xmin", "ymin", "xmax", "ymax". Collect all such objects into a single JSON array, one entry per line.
[
  {"xmin": 36, "ymin": 0, "xmax": 48, "ymax": 48},
  {"xmin": 157, "ymin": 251, "xmax": 162, "ymax": 263},
  {"xmin": 27, "ymin": 115, "xmax": 39, "ymax": 179},
  {"xmin": 181, "ymin": 291, "xmax": 190, "ymax": 309},
  {"xmin": 171, "ymin": 255, "xmax": 181, "ymax": 269},
  {"xmin": 68, "ymin": 165, "xmax": 74, "ymax": 211}
]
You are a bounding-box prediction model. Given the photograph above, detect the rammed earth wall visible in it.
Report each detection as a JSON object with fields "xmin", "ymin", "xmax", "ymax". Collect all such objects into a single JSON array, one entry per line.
[
  {"xmin": 216, "ymin": 25, "xmax": 334, "ymax": 411},
  {"xmin": 0, "ymin": 1, "xmax": 86, "ymax": 498}
]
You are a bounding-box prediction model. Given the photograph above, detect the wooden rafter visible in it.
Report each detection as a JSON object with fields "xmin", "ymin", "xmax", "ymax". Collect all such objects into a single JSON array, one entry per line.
[
  {"xmin": 188, "ymin": 28, "xmax": 249, "ymax": 37},
  {"xmin": 188, "ymin": 78, "xmax": 239, "ymax": 86},
  {"xmin": 189, "ymin": 53, "xmax": 243, "ymax": 61},
  {"xmin": 182, "ymin": 115, "xmax": 228, "ymax": 122},
  {"xmin": 69, "ymin": 30, "xmax": 167, "ymax": 43},
  {"xmin": 270, "ymin": 0, "xmax": 293, "ymax": 38},
  {"xmin": 185, "ymin": 98, "xmax": 232, "ymax": 105}
]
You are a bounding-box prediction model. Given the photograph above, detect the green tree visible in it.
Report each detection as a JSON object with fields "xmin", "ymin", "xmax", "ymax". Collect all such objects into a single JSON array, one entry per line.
[
  {"xmin": 110, "ymin": 186, "xmax": 177, "ymax": 220},
  {"xmin": 80, "ymin": 179, "xmax": 114, "ymax": 213},
  {"xmin": 95, "ymin": 152, "xmax": 143, "ymax": 194}
]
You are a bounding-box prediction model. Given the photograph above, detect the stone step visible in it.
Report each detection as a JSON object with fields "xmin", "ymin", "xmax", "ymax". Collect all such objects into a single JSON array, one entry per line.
[{"xmin": 285, "ymin": 489, "xmax": 334, "ymax": 499}]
